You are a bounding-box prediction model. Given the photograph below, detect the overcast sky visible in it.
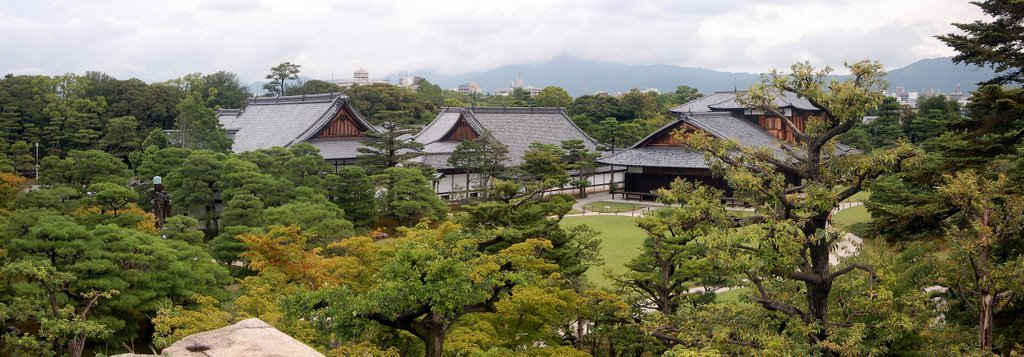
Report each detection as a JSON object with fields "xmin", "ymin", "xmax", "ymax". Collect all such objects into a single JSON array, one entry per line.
[{"xmin": 0, "ymin": 0, "xmax": 984, "ymax": 83}]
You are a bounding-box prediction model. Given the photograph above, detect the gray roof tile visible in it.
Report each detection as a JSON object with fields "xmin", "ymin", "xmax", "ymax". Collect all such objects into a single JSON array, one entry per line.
[
  {"xmin": 414, "ymin": 107, "xmax": 596, "ymax": 166},
  {"xmin": 598, "ymin": 146, "xmax": 710, "ymax": 168},
  {"xmin": 219, "ymin": 93, "xmax": 378, "ymax": 160}
]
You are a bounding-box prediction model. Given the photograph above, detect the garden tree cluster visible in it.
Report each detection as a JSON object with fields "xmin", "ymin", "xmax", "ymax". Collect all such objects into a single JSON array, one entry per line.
[
  {"xmin": 284, "ymin": 79, "xmax": 341, "ymax": 96},
  {"xmin": 665, "ymin": 60, "xmax": 918, "ymax": 354},
  {"xmin": 0, "ymin": 69, "xmax": 249, "ymax": 165},
  {"xmin": 569, "ymin": 86, "xmax": 700, "ymax": 144},
  {"xmin": 343, "ymin": 83, "xmax": 439, "ymax": 125},
  {"xmin": 0, "ymin": 169, "xmax": 230, "ymax": 356}
]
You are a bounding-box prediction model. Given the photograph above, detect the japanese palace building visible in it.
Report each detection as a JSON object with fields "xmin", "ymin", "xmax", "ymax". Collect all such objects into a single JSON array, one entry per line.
[
  {"xmin": 217, "ymin": 93, "xmax": 379, "ymax": 171},
  {"xmin": 413, "ymin": 106, "xmax": 619, "ymax": 198},
  {"xmin": 598, "ymin": 91, "xmax": 830, "ymax": 199}
]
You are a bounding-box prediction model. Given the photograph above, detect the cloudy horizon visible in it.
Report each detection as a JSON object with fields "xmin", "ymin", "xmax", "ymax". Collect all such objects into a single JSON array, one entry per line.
[{"xmin": 0, "ymin": 0, "xmax": 985, "ymax": 83}]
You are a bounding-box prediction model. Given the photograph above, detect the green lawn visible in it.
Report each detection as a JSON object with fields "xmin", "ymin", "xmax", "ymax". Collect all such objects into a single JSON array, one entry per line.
[
  {"xmin": 832, "ymin": 205, "xmax": 871, "ymax": 228},
  {"xmin": 842, "ymin": 190, "xmax": 872, "ymax": 203},
  {"xmin": 560, "ymin": 215, "xmax": 646, "ymax": 288},
  {"xmin": 714, "ymin": 287, "xmax": 751, "ymax": 304},
  {"xmin": 583, "ymin": 201, "xmax": 651, "ymax": 213}
]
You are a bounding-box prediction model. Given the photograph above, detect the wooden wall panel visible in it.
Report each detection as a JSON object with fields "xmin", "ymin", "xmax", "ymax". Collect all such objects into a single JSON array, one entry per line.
[{"xmin": 316, "ymin": 109, "xmax": 364, "ymax": 138}]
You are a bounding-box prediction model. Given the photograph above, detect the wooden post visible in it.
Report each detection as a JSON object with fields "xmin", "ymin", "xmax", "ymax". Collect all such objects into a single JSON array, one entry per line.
[{"xmin": 153, "ymin": 176, "xmax": 171, "ymax": 229}]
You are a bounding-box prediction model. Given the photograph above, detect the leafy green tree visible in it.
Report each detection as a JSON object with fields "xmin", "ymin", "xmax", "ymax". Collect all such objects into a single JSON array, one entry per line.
[
  {"xmin": 326, "ymin": 166, "xmax": 378, "ymax": 228},
  {"xmin": 673, "ymin": 85, "xmax": 703, "ymax": 105},
  {"xmin": 265, "ymin": 194, "xmax": 355, "ymax": 245},
  {"xmin": 535, "ymin": 86, "xmax": 573, "ymax": 107},
  {"xmin": 284, "ymin": 79, "xmax": 341, "ymax": 96},
  {"xmin": 141, "ymin": 128, "xmax": 171, "ymax": 149},
  {"xmin": 98, "ymin": 116, "xmax": 142, "ymax": 160},
  {"xmin": 1, "ymin": 259, "xmax": 117, "ymax": 357},
  {"xmin": 40, "ymin": 150, "xmax": 130, "ymax": 188},
  {"xmin": 202, "ymin": 71, "xmax": 252, "ymax": 109},
  {"xmin": 865, "ymin": 96, "xmax": 907, "ymax": 149},
  {"xmin": 376, "ymin": 167, "xmax": 448, "ymax": 226},
  {"xmin": 0, "ymin": 211, "xmax": 230, "ymax": 353},
  {"xmin": 221, "ymin": 193, "xmax": 265, "ymax": 228},
  {"xmin": 264, "ymin": 62, "xmax": 302, "ymax": 96},
  {"xmin": 937, "ymin": 0, "xmax": 1024, "ymax": 85},
  {"xmin": 344, "ymin": 83, "xmax": 438, "ymax": 125},
  {"xmin": 616, "ymin": 180, "xmax": 732, "ymax": 317},
  {"xmin": 938, "ymin": 170, "xmax": 1024, "ymax": 352},
  {"xmin": 219, "ymin": 156, "xmax": 293, "ymax": 207},
  {"xmin": 42, "ymin": 74, "xmax": 107, "ymax": 155},
  {"xmin": 173, "ymin": 91, "xmax": 231, "ymax": 151},
  {"xmin": 283, "ymin": 143, "xmax": 331, "ymax": 188},
  {"xmin": 310, "ymin": 222, "xmax": 556, "ymax": 357},
  {"xmin": 160, "ymin": 215, "xmax": 206, "ymax": 243},
  {"xmin": 165, "ymin": 150, "xmax": 225, "ymax": 237},
  {"xmin": 7, "ymin": 140, "xmax": 35, "ymax": 174},
  {"xmin": 447, "ymin": 136, "xmax": 510, "ymax": 200},
  {"xmin": 674, "ymin": 60, "xmax": 916, "ymax": 353},
  {"xmin": 86, "ymin": 182, "xmax": 138, "ymax": 216},
  {"xmin": 904, "ymin": 95, "xmax": 960, "ymax": 144},
  {"xmin": 561, "ymin": 140, "xmax": 600, "ymax": 198},
  {"xmin": 416, "ymin": 79, "xmax": 444, "ymax": 107},
  {"xmin": 519, "ymin": 143, "xmax": 569, "ymax": 189},
  {"xmin": 569, "ymin": 94, "xmax": 622, "ymax": 123},
  {"xmin": 595, "ymin": 118, "xmax": 647, "ymax": 151},
  {"xmin": 357, "ymin": 121, "xmax": 424, "ymax": 174},
  {"xmin": 619, "ymin": 89, "xmax": 659, "ymax": 120},
  {"xmin": 868, "ymin": 86, "xmax": 1024, "ymax": 242}
]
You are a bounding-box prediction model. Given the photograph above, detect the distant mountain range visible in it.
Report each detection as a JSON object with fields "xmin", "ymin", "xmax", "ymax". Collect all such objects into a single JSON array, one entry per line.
[
  {"xmin": 378, "ymin": 56, "xmax": 996, "ymax": 97},
  {"xmin": 251, "ymin": 56, "xmax": 996, "ymax": 98}
]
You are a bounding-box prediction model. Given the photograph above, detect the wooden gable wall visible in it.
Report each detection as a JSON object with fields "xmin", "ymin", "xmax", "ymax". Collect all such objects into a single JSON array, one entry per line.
[
  {"xmin": 315, "ymin": 107, "xmax": 365, "ymax": 138},
  {"xmin": 756, "ymin": 110, "xmax": 808, "ymax": 143},
  {"xmin": 641, "ymin": 121, "xmax": 700, "ymax": 147},
  {"xmin": 442, "ymin": 115, "xmax": 479, "ymax": 141}
]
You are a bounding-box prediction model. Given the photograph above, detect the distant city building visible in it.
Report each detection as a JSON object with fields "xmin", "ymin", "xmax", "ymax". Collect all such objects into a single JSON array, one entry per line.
[
  {"xmin": 494, "ymin": 75, "xmax": 542, "ymax": 96},
  {"xmin": 397, "ymin": 71, "xmax": 424, "ymax": 89},
  {"xmin": 643, "ymin": 88, "xmax": 660, "ymax": 94},
  {"xmin": 458, "ymin": 82, "xmax": 483, "ymax": 95},
  {"xmin": 332, "ymin": 68, "xmax": 390, "ymax": 88},
  {"xmin": 949, "ymin": 83, "xmax": 965, "ymax": 102}
]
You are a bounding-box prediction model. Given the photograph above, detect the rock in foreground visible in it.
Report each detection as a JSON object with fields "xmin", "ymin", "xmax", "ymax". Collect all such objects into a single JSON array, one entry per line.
[{"xmin": 161, "ymin": 318, "xmax": 324, "ymax": 357}]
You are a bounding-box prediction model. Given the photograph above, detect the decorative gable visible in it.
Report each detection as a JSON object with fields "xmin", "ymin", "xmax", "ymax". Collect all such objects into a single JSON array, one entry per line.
[
  {"xmin": 638, "ymin": 121, "xmax": 700, "ymax": 147},
  {"xmin": 315, "ymin": 107, "xmax": 366, "ymax": 138},
  {"xmin": 441, "ymin": 114, "xmax": 479, "ymax": 141}
]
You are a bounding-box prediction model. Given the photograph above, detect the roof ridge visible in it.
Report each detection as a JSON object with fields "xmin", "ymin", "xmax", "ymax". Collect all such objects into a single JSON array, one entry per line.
[{"xmin": 249, "ymin": 92, "xmax": 347, "ymax": 105}]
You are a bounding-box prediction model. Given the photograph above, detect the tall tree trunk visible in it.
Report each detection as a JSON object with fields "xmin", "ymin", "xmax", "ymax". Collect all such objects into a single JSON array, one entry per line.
[
  {"xmin": 978, "ymin": 208, "xmax": 994, "ymax": 352},
  {"xmin": 425, "ymin": 324, "xmax": 446, "ymax": 357},
  {"xmin": 807, "ymin": 235, "xmax": 833, "ymax": 354},
  {"xmin": 980, "ymin": 291, "xmax": 995, "ymax": 351}
]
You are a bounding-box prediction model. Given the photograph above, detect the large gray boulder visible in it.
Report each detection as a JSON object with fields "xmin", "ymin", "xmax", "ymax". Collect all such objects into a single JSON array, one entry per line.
[{"xmin": 161, "ymin": 318, "xmax": 324, "ymax": 357}]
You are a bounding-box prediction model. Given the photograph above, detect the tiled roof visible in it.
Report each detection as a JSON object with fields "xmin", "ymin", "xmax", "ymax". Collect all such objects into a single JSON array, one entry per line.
[
  {"xmin": 216, "ymin": 109, "xmax": 245, "ymax": 131},
  {"xmin": 414, "ymin": 107, "xmax": 596, "ymax": 167},
  {"xmin": 598, "ymin": 146, "xmax": 710, "ymax": 169},
  {"xmin": 220, "ymin": 93, "xmax": 379, "ymax": 161},
  {"xmin": 306, "ymin": 137, "xmax": 371, "ymax": 161},
  {"xmin": 670, "ymin": 90, "xmax": 819, "ymax": 113},
  {"xmin": 684, "ymin": 112, "xmax": 782, "ymax": 151}
]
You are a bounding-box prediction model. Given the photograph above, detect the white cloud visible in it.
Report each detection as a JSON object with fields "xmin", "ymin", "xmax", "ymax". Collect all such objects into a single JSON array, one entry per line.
[{"xmin": 0, "ymin": 0, "xmax": 986, "ymax": 82}]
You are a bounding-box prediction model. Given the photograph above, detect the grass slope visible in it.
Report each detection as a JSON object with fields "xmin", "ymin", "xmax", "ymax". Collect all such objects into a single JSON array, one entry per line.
[{"xmin": 560, "ymin": 215, "xmax": 646, "ymax": 288}]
